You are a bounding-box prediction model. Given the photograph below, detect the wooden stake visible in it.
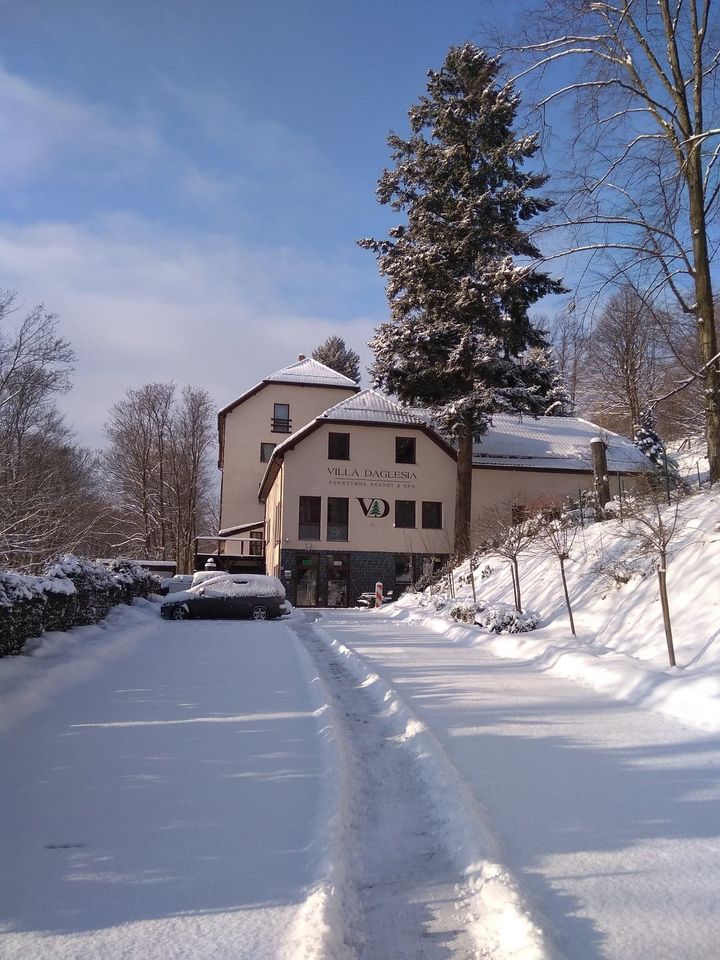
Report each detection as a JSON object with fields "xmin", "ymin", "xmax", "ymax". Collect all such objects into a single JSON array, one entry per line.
[{"xmin": 591, "ymin": 438, "xmax": 611, "ymax": 510}]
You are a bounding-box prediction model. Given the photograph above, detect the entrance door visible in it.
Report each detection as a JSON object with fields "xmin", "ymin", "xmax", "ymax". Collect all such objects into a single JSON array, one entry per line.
[
  {"xmin": 327, "ymin": 555, "xmax": 349, "ymax": 608},
  {"xmin": 296, "ymin": 555, "xmax": 319, "ymax": 607}
]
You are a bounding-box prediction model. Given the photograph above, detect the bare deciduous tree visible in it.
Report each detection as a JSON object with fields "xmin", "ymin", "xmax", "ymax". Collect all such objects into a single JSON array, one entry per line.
[
  {"xmin": 540, "ymin": 510, "xmax": 578, "ymax": 636},
  {"xmin": 0, "ymin": 292, "xmax": 105, "ymax": 570},
  {"xmin": 499, "ymin": 0, "xmax": 720, "ymax": 477},
  {"xmin": 620, "ymin": 478, "xmax": 682, "ymax": 666},
  {"xmin": 546, "ymin": 308, "xmax": 589, "ymax": 413},
  {"xmin": 103, "ymin": 382, "xmax": 215, "ymax": 571},
  {"xmin": 478, "ymin": 504, "xmax": 540, "ymax": 612},
  {"xmin": 584, "ymin": 285, "xmax": 666, "ymax": 433}
]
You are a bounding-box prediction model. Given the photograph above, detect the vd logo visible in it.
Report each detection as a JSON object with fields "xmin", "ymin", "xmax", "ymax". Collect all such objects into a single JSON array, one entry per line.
[{"xmin": 357, "ymin": 497, "xmax": 389, "ymax": 519}]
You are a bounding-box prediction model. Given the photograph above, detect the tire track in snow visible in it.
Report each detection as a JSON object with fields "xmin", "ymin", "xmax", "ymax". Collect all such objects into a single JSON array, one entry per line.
[{"xmin": 290, "ymin": 617, "xmax": 475, "ymax": 960}]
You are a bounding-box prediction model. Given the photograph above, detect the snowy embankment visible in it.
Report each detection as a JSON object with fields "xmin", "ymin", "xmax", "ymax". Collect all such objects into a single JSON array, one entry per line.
[
  {"xmin": 307, "ymin": 617, "xmax": 557, "ymax": 960},
  {"xmin": 392, "ymin": 482, "xmax": 720, "ymax": 735}
]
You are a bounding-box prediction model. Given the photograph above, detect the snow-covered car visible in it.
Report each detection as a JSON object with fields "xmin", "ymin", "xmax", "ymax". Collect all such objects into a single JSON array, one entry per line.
[
  {"xmin": 160, "ymin": 574, "xmax": 289, "ymax": 621},
  {"xmin": 160, "ymin": 574, "xmax": 195, "ymax": 595}
]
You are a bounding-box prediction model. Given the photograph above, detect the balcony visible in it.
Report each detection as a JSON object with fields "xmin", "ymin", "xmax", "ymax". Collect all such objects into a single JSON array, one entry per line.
[
  {"xmin": 194, "ymin": 535, "xmax": 265, "ymax": 573},
  {"xmin": 271, "ymin": 417, "xmax": 292, "ymax": 433}
]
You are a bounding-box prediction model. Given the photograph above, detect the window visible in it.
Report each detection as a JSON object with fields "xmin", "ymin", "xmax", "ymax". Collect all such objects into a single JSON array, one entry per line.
[
  {"xmin": 298, "ymin": 496, "xmax": 321, "ymax": 540},
  {"xmin": 395, "ymin": 436, "xmax": 416, "ymax": 464},
  {"xmin": 328, "ymin": 432, "xmax": 350, "ymax": 460},
  {"xmin": 395, "ymin": 500, "xmax": 416, "ymax": 528},
  {"xmin": 394, "ymin": 555, "xmax": 412, "ymax": 584},
  {"xmin": 272, "ymin": 402, "xmax": 291, "ymax": 433},
  {"xmin": 327, "ymin": 497, "xmax": 349, "ymax": 541},
  {"xmin": 260, "ymin": 442, "xmax": 276, "ymax": 462},
  {"xmin": 422, "ymin": 501, "xmax": 442, "ymax": 529}
]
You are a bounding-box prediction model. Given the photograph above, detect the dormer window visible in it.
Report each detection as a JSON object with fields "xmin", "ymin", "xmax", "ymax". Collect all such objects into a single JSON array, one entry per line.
[{"xmin": 272, "ymin": 403, "xmax": 291, "ymax": 433}]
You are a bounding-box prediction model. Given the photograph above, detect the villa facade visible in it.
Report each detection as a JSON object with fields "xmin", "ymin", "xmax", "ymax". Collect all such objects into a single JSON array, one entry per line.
[{"xmin": 205, "ymin": 357, "xmax": 650, "ymax": 606}]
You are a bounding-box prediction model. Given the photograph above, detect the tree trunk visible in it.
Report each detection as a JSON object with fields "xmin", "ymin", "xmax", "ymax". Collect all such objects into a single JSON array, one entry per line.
[
  {"xmin": 657, "ymin": 551, "xmax": 676, "ymax": 668},
  {"xmin": 687, "ymin": 152, "xmax": 720, "ymax": 481},
  {"xmin": 512, "ymin": 557, "xmax": 522, "ymax": 613},
  {"xmin": 454, "ymin": 417, "xmax": 473, "ymax": 559},
  {"xmin": 559, "ymin": 557, "xmax": 576, "ymax": 636}
]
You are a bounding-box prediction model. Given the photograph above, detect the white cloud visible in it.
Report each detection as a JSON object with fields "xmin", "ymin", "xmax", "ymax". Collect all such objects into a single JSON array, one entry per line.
[
  {"xmin": 0, "ymin": 219, "xmax": 378, "ymax": 447},
  {"xmin": 0, "ymin": 66, "xmax": 161, "ymax": 186}
]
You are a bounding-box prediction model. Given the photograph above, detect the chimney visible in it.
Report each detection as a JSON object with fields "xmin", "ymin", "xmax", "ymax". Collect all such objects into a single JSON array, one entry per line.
[{"xmin": 298, "ymin": 353, "xmax": 306, "ymax": 360}]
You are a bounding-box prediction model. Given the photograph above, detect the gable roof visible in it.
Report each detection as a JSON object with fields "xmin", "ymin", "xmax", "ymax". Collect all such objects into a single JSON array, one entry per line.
[
  {"xmin": 257, "ymin": 389, "xmax": 455, "ymax": 501},
  {"xmin": 319, "ymin": 388, "xmax": 427, "ymax": 425},
  {"xmin": 217, "ymin": 357, "xmax": 360, "ymax": 467},
  {"xmin": 266, "ymin": 357, "xmax": 359, "ymax": 388},
  {"xmin": 472, "ymin": 414, "xmax": 650, "ymax": 473},
  {"xmin": 219, "ymin": 358, "xmax": 359, "ymax": 418}
]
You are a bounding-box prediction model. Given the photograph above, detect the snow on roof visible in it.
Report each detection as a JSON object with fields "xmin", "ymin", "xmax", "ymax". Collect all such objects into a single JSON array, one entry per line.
[
  {"xmin": 473, "ymin": 415, "xmax": 651, "ymax": 473},
  {"xmin": 217, "ymin": 520, "xmax": 265, "ymax": 537},
  {"xmin": 261, "ymin": 391, "xmax": 649, "ymax": 488},
  {"xmin": 218, "ymin": 358, "xmax": 359, "ymax": 420},
  {"xmin": 266, "ymin": 357, "xmax": 358, "ymax": 388},
  {"xmin": 319, "ymin": 389, "xmax": 427, "ymax": 425}
]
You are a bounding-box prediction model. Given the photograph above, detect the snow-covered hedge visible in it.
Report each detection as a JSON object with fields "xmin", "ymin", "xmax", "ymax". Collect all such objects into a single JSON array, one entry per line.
[{"xmin": 0, "ymin": 556, "xmax": 160, "ymax": 657}]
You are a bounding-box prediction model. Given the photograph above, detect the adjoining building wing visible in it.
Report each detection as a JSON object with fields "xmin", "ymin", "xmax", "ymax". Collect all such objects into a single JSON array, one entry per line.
[{"xmin": 472, "ymin": 414, "xmax": 650, "ymax": 474}]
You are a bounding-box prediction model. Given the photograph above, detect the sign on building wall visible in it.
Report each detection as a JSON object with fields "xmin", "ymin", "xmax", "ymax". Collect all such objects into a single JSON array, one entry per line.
[
  {"xmin": 327, "ymin": 466, "xmax": 417, "ymax": 489},
  {"xmin": 357, "ymin": 498, "xmax": 390, "ymax": 518}
]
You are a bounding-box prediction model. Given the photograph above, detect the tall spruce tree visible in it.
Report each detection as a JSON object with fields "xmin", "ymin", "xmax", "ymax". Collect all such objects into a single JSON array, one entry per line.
[
  {"xmin": 360, "ymin": 43, "xmax": 564, "ymax": 557},
  {"xmin": 312, "ymin": 336, "xmax": 361, "ymax": 383}
]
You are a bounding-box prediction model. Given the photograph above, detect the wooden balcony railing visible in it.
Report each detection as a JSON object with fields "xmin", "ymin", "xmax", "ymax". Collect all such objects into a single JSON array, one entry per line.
[{"xmin": 194, "ymin": 536, "xmax": 264, "ymax": 559}]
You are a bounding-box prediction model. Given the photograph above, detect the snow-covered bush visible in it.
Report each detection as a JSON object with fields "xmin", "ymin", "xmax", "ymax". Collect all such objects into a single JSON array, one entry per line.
[
  {"xmin": 449, "ymin": 603, "xmax": 476, "ymax": 623},
  {"xmin": 449, "ymin": 600, "xmax": 539, "ymax": 633},
  {"xmin": 592, "ymin": 555, "xmax": 647, "ymax": 589},
  {"xmin": 0, "ymin": 556, "xmax": 159, "ymax": 658},
  {"xmin": 476, "ymin": 602, "xmax": 539, "ymax": 634}
]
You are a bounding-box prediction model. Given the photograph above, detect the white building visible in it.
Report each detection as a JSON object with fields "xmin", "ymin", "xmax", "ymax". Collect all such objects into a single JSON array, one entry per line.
[{"xmin": 201, "ymin": 357, "xmax": 650, "ymax": 606}]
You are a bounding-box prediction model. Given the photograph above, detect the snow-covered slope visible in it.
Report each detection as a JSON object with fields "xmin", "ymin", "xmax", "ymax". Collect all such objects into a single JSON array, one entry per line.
[{"xmin": 392, "ymin": 482, "xmax": 720, "ymax": 733}]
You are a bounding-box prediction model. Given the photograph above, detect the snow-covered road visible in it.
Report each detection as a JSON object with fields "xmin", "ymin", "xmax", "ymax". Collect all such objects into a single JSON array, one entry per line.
[
  {"xmin": 290, "ymin": 617, "xmax": 476, "ymax": 960},
  {"xmin": 311, "ymin": 608, "xmax": 720, "ymax": 960},
  {"xmin": 0, "ymin": 602, "xmax": 329, "ymax": 960},
  {"xmin": 3, "ymin": 600, "xmax": 720, "ymax": 959}
]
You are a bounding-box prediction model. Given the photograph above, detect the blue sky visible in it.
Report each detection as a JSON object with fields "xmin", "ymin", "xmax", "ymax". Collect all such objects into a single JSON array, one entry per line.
[{"xmin": 1, "ymin": 0, "xmax": 554, "ymax": 445}]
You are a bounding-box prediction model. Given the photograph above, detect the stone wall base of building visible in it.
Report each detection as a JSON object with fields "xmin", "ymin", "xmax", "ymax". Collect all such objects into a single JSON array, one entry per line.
[{"xmin": 276, "ymin": 548, "xmax": 448, "ymax": 608}]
